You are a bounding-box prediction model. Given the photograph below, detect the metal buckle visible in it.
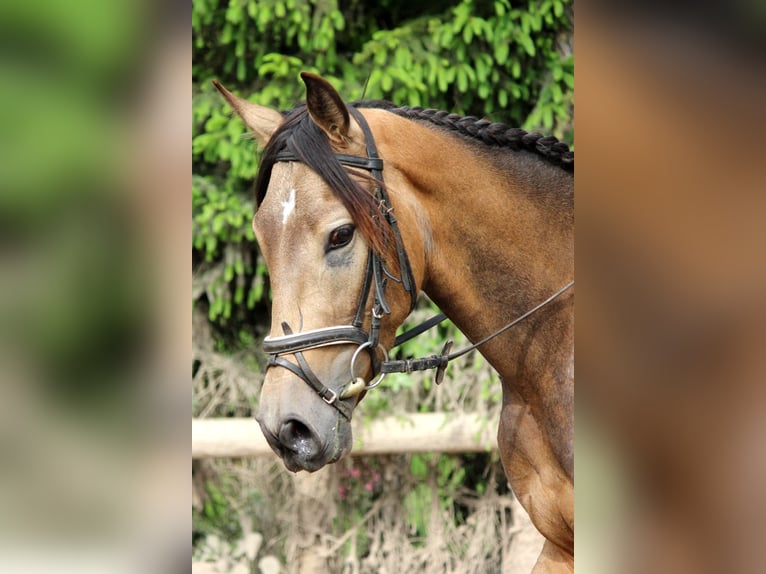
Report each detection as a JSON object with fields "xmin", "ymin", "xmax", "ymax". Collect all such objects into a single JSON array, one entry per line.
[
  {"xmin": 321, "ymin": 387, "xmax": 338, "ymax": 405},
  {"xmin": 434, "ymin": 340, "xmax": 453, "ymax": 385}
]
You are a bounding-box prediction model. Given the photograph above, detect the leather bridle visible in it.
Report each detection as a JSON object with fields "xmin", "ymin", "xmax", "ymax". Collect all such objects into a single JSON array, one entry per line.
[
  {"xmin": 261, "ymin": 105, "xmax": 574, "ymax": 420},
  {"xmin": 263, "ymin": 107, "xmax": 416, "ymax": 420}
]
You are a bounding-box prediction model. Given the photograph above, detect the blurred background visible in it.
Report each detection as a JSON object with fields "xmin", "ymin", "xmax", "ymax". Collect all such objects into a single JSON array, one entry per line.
[
  {"xmin": 0, "ymin": 0, "xmax": 764, "ymax": 572},
  {"xmin": 576, "ymin": 3, "xmax": 765, "ymax": 573},
  {"xmin": 0, "ymin": 0, "xmax": 188, "ymax": 572}
]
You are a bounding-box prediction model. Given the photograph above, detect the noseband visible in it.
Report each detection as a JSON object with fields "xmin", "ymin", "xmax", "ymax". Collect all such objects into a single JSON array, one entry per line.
[{"xmin": 261, "ymin": 106, "xmax": 574, "ymax": 421}]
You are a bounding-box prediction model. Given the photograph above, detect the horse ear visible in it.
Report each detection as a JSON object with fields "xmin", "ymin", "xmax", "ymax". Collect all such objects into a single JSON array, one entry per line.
[
  {"xmin": 301, "ymin": 72, "xmax": 351, "ymax": 145},
  {"xmin": 212, "ymin": 80, "xmax": 283, "ymax": 146}
]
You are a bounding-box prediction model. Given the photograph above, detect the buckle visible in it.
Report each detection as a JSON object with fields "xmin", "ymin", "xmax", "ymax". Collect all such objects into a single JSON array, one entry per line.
[
  {"xmin": 434, "ymin": 340, "xmax": 453, "ymax": 385},
  {"xmin": 321, "ymin": 388, "xmax": 338, "ymax": 405}
]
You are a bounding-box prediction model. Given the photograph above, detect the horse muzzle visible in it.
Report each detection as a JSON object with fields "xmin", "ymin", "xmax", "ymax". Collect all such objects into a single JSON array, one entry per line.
[{"xmin": 256, "ymin": 411, "xmax": 352, "ymax": 473}]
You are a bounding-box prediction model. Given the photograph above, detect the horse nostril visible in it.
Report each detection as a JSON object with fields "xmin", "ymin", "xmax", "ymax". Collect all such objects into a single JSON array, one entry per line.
[{"xmin": 279, "ymin": 418, "xmax": 320, "ymax": 458}]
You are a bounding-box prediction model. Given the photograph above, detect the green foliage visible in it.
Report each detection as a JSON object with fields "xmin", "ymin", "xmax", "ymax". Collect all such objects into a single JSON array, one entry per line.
[
  {"xmin": 329, "ymin": 452, "xmax": 500, "ymax": 562},
  {"xmin": 193, "ymin": 175, "xmax": 268, "ymax": 323},
  {"xmin": 192, "ymin": 0, "xmax": 573, "ymax": 336},
  {"xmin": 192, "ymin": 176, "xmax": 254, "ymax": 261},
  {"xmin": 404, "ymin": 454, "xmax": 467, "ymax": 541},
  {"xmin": 194, "ymin": 480, "xmax": 243, "ymax": 542},
  {"xmin": 355, "ymin": 0, "xmax": 573, "ymax": 136}
]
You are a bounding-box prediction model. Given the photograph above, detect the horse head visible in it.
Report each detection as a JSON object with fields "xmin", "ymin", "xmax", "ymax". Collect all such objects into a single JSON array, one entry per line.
[{"xmin": 214, "ymin": 73, "xmax": 421, "ymax": 472}]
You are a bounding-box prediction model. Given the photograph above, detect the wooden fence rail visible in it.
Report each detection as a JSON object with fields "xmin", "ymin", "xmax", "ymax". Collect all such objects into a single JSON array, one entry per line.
[{"xmin": 192, "ymin": 413, "xmax": 498, "ymax": 458}]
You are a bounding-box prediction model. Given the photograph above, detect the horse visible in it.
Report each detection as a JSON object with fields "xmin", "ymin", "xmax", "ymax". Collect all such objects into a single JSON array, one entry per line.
[{"xmin": 213, "ymin": 72, "xmax": 574, "ymax": 573}]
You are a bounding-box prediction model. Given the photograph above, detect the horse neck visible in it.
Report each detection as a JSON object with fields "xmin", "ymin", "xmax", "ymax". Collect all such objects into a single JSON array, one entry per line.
[{"xmin": 376, "ymin": 111, "xmax": 574, "ymax": 376}]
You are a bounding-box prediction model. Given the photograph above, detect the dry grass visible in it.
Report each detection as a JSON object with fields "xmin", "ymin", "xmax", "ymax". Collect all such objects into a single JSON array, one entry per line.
[{"xmin": 192, "ymin": 303, "xmax": 542, "ymax": 573}]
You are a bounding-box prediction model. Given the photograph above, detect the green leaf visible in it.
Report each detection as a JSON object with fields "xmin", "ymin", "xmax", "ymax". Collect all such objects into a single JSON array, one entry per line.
[
  {"xmin": 456, "ymin": 68, "xmax": 467, "ymax": 92},
  {"xmin": 520, "ymin": 34, "xmax": 536, "ymax": 57},
  {"xmin": 462, "ymin": 25, "xmax": 473, "ymax": 44},
  {"xmin": 543, "ymin": 106, "xmax": 553, "ymax": 127},
  {"xmin": 494, "ymin": 42, "xmax": 509, "ymax": 65},
  {"xmin": 512, "ymin": 59, "xmax": 521, "ymax": 79},
  {"xmin": 221, "ymin": 23, "xmax": 232, "ymax": 45},
  {"xmin": 437, "ymin": 68, "xmax": 447, "ymax": 92},
  {"xmin": 498, "ymin": 88, "xmax": 508, "ymax": 108},
  {"xmin": 552, "ymin": 83, "xmax": 563, "ymax": 102},
  {"xmin": 410, "ymin": 455, "xmax": 428, "ymax": 478}
]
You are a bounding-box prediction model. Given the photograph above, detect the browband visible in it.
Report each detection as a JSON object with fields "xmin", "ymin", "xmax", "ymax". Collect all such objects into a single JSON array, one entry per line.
[{"xmin": 274, "ymin": 151, "xmax": 383, "ymax": 172}]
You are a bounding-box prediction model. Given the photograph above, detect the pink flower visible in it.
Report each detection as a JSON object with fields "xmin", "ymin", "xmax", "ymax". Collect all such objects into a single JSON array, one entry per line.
[
  {"xmin": 364, "ymin": 482, "xmax": 373, "ymax": 492},
  {"xmin": 349, "ymin": 468, "xmax": 361, "ymax": 479}
]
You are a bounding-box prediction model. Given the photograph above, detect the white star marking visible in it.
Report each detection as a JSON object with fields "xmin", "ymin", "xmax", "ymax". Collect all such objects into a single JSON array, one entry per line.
[{"xmin": 281, "ymin": 188, "xmax": 296, "ymax": 225}]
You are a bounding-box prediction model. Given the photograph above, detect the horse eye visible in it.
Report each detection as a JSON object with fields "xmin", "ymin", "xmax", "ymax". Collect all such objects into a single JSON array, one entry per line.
[{"xmin": 327, "ymin": 225, "xmax": 354, "ymax": 250}]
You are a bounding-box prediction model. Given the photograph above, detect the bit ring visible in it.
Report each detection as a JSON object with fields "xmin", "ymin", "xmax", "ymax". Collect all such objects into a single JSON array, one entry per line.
[{"xmin": 350, "ymin": 341, "xmax": 389, "ymax": 390}]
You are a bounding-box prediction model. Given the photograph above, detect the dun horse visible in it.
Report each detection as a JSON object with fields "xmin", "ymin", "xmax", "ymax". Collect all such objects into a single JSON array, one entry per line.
[{"xmin": 214, "ymin": 73, "xmax": 574, "ymax": 573}]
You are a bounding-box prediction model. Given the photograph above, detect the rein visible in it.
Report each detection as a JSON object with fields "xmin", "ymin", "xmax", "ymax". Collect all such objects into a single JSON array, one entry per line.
[
  {"xmin": 381, "ymin": 281, "xmax": 574, "ymax": 385},
  {"xmin": 261, "ymin": 106, "xmax": 574, "ymax": 420}
]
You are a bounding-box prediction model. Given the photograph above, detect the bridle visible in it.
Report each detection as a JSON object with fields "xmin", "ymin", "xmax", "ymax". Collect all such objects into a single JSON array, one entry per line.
[
  {"xmin": 261, "ymin": 106, "xmax": 574, "ymax": 420},
  {"xmin": 262, "ymin": 106, "xmax": 416, "ymax": 420}
]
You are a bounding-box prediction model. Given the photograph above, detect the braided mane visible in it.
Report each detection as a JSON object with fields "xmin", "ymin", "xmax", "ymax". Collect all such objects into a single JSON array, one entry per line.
[{"xmin": 355, "ymin": 101, "xmax": 573, "ymax": 172}]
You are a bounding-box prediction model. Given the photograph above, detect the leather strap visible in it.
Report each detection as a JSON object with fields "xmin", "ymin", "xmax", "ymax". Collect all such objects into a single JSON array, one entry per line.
[
  {"xmin": 347, "ymin": 107, "xmax": 418, "ymax": 313},
  {"xmin": 263, "ymin": 324, "xmax": 369, "ymax": 355},
  {"xmin": 393, "ymin": 313, "xmax": 448, "ymax": 347},
  {"xmin": 274, "ymin": 150, "xmax": 384, "ymax": 172},
  {"xmin": 267, "ymin": 323, "xmax": 354, "ymax": 420},
  {"xmin": 382, "ymin": 281, "xmax": 574, "ymax": 384}
]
